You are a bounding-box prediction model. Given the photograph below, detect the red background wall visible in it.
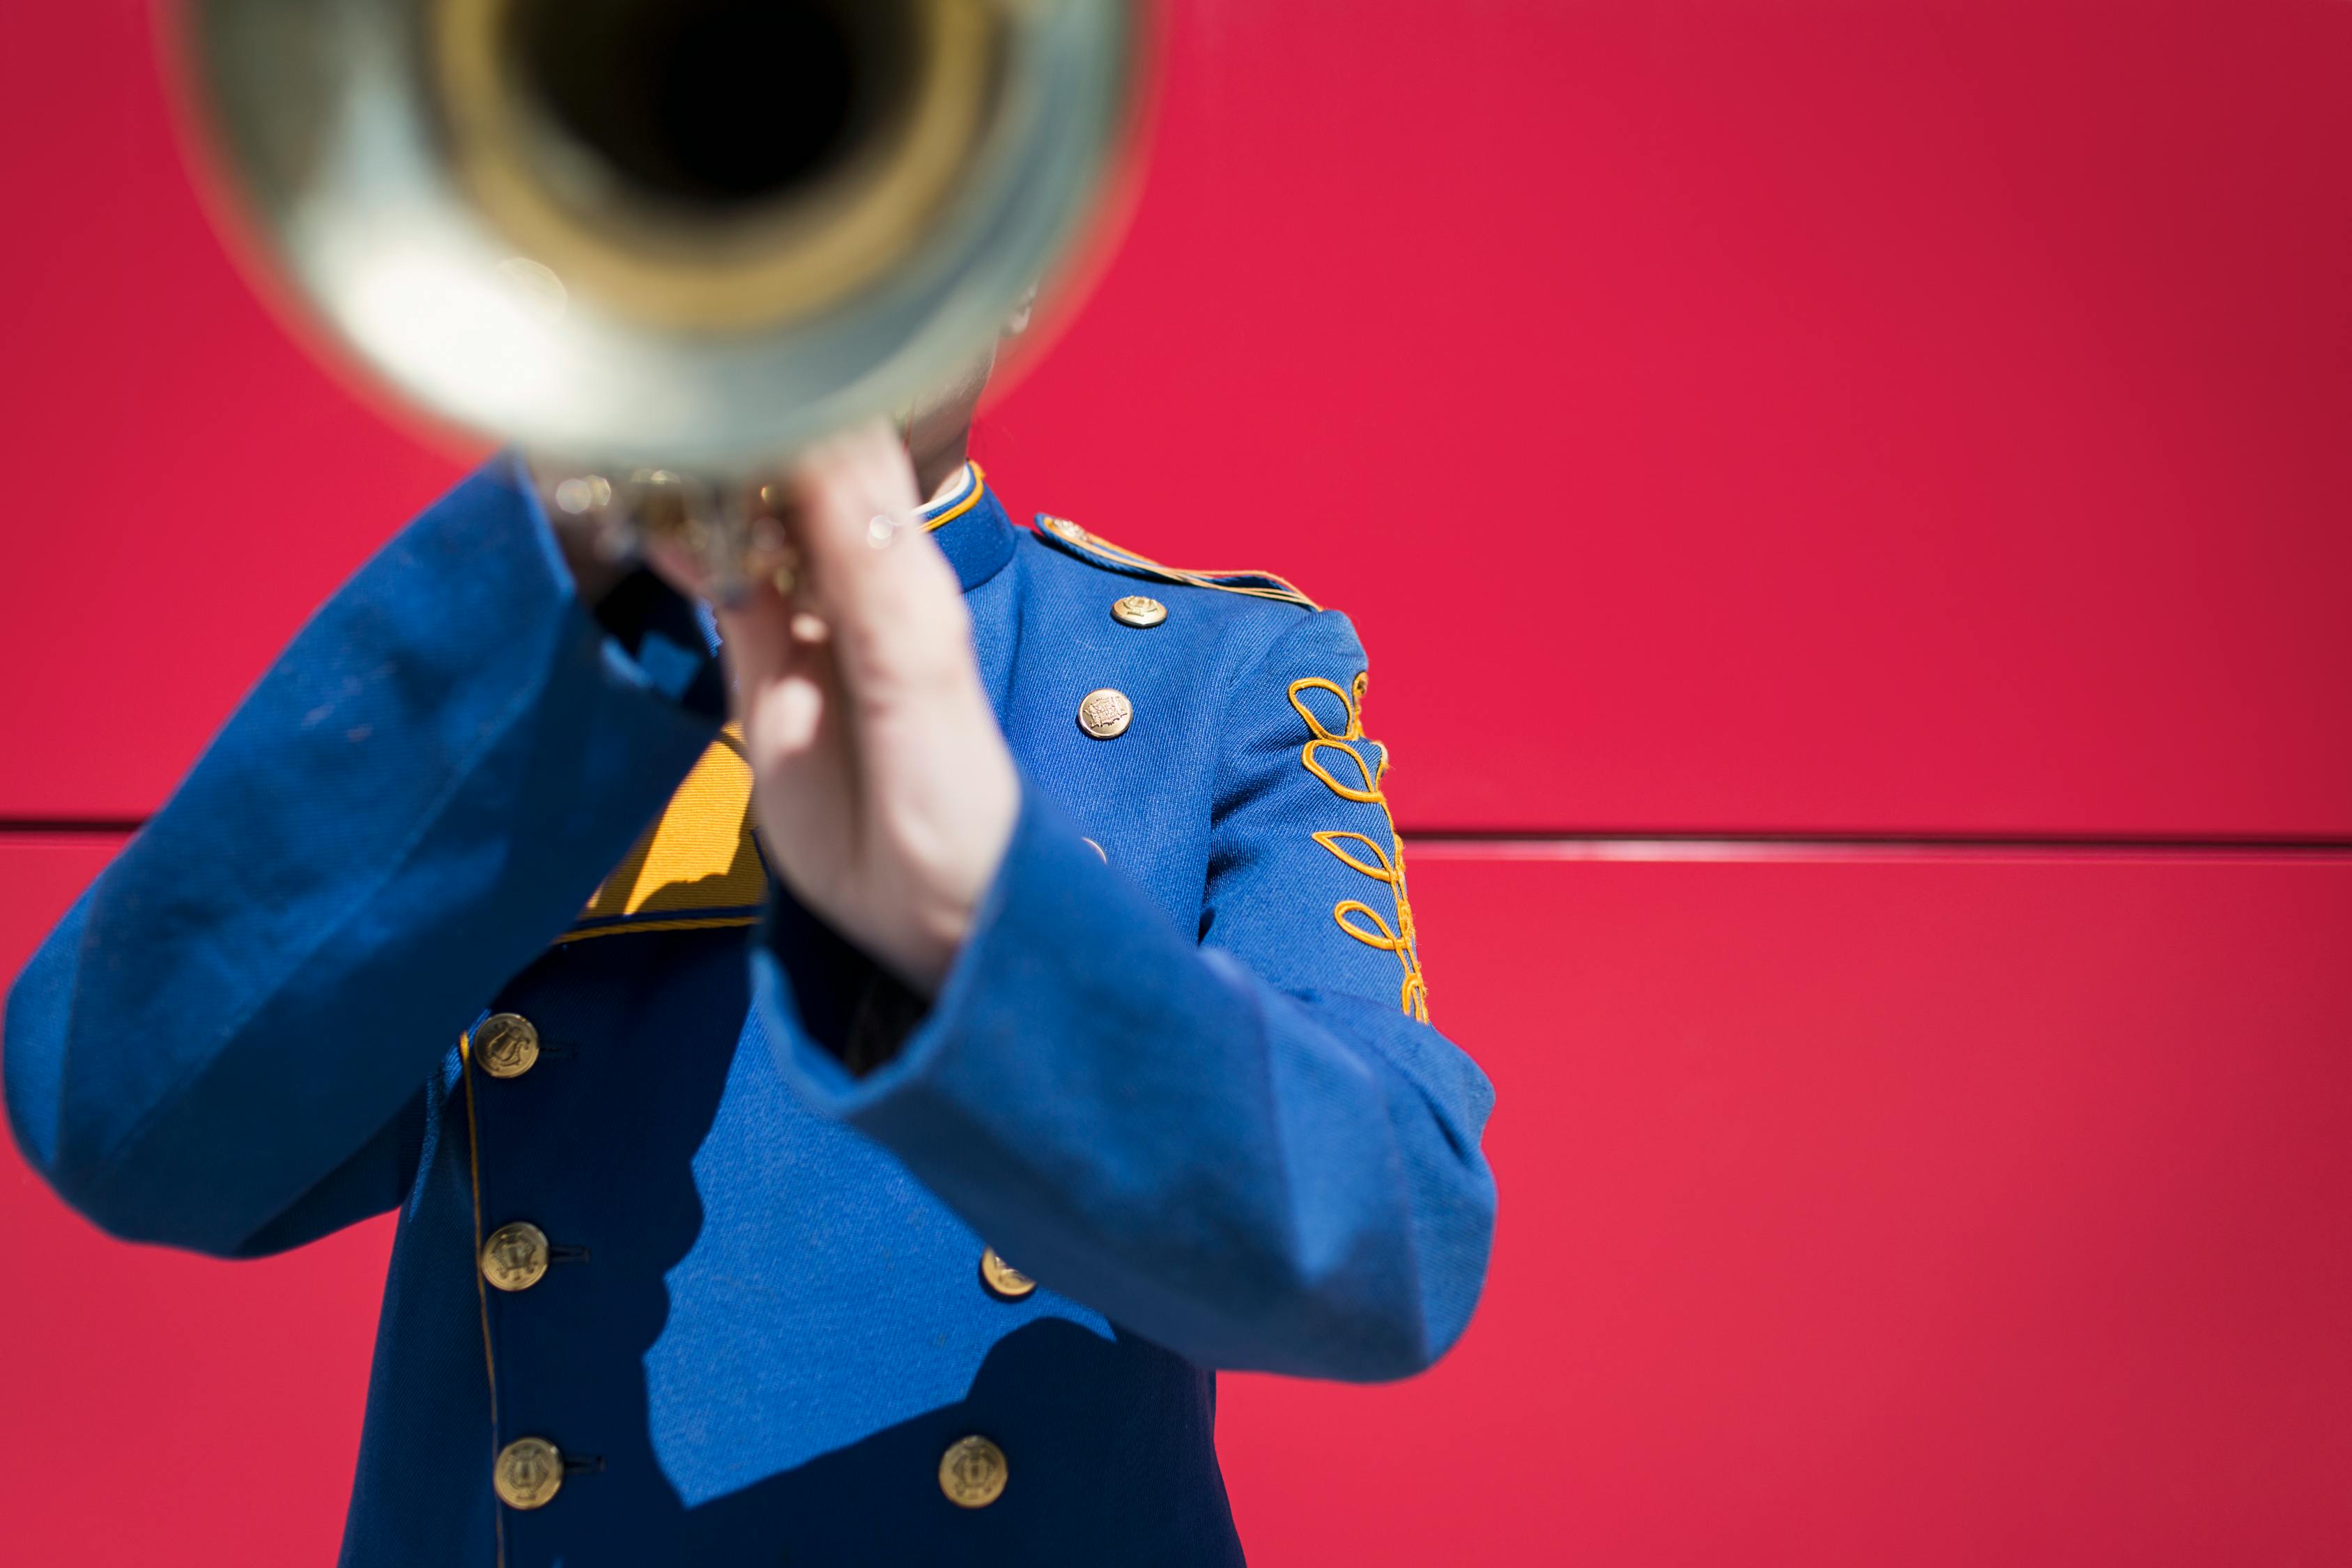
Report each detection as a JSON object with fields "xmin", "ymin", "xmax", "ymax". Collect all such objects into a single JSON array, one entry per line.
[{"xmin": 4, "ymin": 1, "xmax": 2349, "ymax": 1564}]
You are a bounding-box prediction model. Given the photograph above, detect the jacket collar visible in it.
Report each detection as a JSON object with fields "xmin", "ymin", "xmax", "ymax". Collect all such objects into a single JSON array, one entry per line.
[{"xmin": 918, "ymin": 461, "xmax": 1017, "ymax": 594}]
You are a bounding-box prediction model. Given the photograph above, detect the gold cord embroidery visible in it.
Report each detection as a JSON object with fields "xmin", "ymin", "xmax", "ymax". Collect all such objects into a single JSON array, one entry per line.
[{"xmin": 1287, "ymin": 676, "xmax": 1429, "ymax": 1021}]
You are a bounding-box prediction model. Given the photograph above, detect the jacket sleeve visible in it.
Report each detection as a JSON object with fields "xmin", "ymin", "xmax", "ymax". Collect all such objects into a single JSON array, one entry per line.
[
  {"xmin": 757, "ymin": 608, "xmax": 1496, "ymax": 1381},
  {"xmin": 2, "ymin": 456, "xmax": 725, "ymax": 1257}
]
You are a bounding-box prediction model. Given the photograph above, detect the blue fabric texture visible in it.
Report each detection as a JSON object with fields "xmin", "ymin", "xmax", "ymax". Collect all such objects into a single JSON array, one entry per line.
[{"xmin": 3, "ymin": 456, "xmax": 1496, "ymax": 1567}]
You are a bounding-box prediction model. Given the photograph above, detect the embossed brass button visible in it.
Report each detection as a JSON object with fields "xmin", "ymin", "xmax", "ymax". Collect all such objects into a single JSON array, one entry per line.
[
  {"xmin": 482, "ymin": 1222, "xmax": 551, "ymax": 1293},
  {"xmin": 1111, "ymin": 594, "xmax": 1167, "ymax": 629},
  {"xmin": 979, "ymin": 1247, "xmax": 1037, "ymax": 1302},
  {"xmin": 495, "ymin": 1436, "xmax": 564, "ymax": 1510},
  {"xmin": 1041, "ymin": 516, "xmax": 1088, "ymax": 545},
  {"xmin": 473, "ymin": 1013, "xmax": 541, "ymax": 1079},
  {"xmin": 939, "ymin": 1436, "xmax": 1008, "ymax": 1508},
  {"xmin": 1077, "ymin": 688, "xmax": 1132, "ymax": 739}
]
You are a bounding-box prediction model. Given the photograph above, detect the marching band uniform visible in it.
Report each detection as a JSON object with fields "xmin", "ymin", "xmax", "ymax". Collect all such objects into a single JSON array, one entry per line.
[{"xmin": 5, "ymin": 456, "xmax": 1496, "ymax": 1566}]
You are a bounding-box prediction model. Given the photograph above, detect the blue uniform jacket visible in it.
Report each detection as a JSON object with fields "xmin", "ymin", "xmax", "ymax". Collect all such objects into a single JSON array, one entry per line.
[{"xmin": 4, "ymin": 457, "xmax": 1496, "ymax": 1566}]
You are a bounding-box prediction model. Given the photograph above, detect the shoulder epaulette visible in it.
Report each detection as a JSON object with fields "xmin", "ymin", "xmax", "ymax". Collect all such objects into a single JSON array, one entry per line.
[{"xmin": 1033, "ymin": 515, "xmax": 1319, "ymax": 610}]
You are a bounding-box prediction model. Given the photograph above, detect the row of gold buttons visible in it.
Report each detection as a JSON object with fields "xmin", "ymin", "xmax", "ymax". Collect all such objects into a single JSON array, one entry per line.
[
  {"xmin": 476, "ymin": 1009, "xmax": 1043, "ymax": 1514},
  {"xmin": 475, "ymin": 1013, "xmax": 567, "ymax": 1296},
  {"xmin": 475, "ymin": 1011, "xmax": 570, "ymax": 1512}
]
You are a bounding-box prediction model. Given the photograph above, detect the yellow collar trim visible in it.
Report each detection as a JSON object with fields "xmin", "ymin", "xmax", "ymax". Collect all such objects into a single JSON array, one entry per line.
[{"xmin": 921, "ymin": 460, "xmax": 987, "ymax": 530}]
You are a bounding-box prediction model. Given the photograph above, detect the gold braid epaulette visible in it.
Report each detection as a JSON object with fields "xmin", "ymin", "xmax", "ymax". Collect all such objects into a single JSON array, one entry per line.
[
  {"xmin": 1034, "ymin": 516, "xmax": 1320, "ymax": 610},
  {"xmin": 1289, "ymin": 673, "xmax": 1430, "ymax": 1023}
]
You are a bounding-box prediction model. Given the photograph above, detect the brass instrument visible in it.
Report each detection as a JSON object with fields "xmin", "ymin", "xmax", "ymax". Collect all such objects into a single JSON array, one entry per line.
[{"xmin": 179, "ymin": 0, "xmax": 1143, "ymax": 586}]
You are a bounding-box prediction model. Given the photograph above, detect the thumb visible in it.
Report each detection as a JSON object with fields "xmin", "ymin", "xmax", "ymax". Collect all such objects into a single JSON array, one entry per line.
[{"xmin": 788, "ymin": 423, "xmax": 971, "ymax": 694}]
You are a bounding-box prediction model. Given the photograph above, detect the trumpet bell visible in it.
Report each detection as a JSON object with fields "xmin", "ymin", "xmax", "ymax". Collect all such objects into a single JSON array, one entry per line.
[{"xmin": 180, "ymin": 0, "xmax": 1142, "ymax": 473}]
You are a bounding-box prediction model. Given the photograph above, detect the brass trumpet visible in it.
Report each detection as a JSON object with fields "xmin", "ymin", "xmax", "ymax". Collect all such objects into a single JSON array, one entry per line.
[{"xmin": 180, "ymin": 0, "xmax": 1144, "ymax": 586}]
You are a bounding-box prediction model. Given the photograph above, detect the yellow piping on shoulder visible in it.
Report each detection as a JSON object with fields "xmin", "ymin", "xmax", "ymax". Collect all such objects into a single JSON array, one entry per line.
[{"xmin": 1035, "ymin": 515, "xmax": 1319, "ymax": 610}]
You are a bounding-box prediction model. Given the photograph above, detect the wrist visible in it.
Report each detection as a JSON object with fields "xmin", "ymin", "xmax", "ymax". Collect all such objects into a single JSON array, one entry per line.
[{"xmin": 893, "ymin": 764, "xmax": 1020, "ymax": 994}]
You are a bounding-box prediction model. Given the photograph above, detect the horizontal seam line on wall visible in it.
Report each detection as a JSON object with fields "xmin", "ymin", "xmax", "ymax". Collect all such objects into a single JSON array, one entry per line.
[
  {"xmin": 3, "ymin": 821, "xmax": 2349, "ymax": 861},
  {"xmin": 1406, "ymin": 829, "xmax": 2352, "ymax": 850},
  {"xmin": 1402, "ymin": 831, "xmax": 2352, "ymax": 863}
]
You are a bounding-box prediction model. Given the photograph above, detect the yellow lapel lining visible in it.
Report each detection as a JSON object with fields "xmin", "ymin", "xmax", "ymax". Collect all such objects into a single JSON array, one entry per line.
[{"xmin": 566, "ymin": 723, "xmax": 769, "ymax": 939}]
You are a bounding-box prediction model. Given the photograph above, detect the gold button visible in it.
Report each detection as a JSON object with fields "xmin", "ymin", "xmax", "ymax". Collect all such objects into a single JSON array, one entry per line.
[
  {"xmin": 1041, "ymin": 516, "xmax": 1089, "ymax": 545},
  {"xmin": 939, "ymin": 1436, "xmax": 1008, "ymax": 1508},
  {"xmin": 979, "ymin": 1247, "xmax": 1037, "ymax": 1302},
  {"xmin": 1111, "ymin": 595, "xmax": 1167, "ymax": 629},
  {"xmin": 495, "ymin": 1436, "xmax": 564, "ymax": 1510},
  {"xmin": 481, "ymin": 1222, "xmax": 551, "ymax": 1293},
  {"xmin": 1077, "ymin": 688, "xmax": 1132, "ymax": 739},
  {"xmin": 473, "ymin": 1013, "xmax": 541, "ymax": 1079}
]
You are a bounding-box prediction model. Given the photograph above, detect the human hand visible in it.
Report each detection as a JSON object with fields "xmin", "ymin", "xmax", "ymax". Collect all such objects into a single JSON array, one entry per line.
[{"xmin": 644, "ymin": 422, "xmax": 1019, "ymax": 994}]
